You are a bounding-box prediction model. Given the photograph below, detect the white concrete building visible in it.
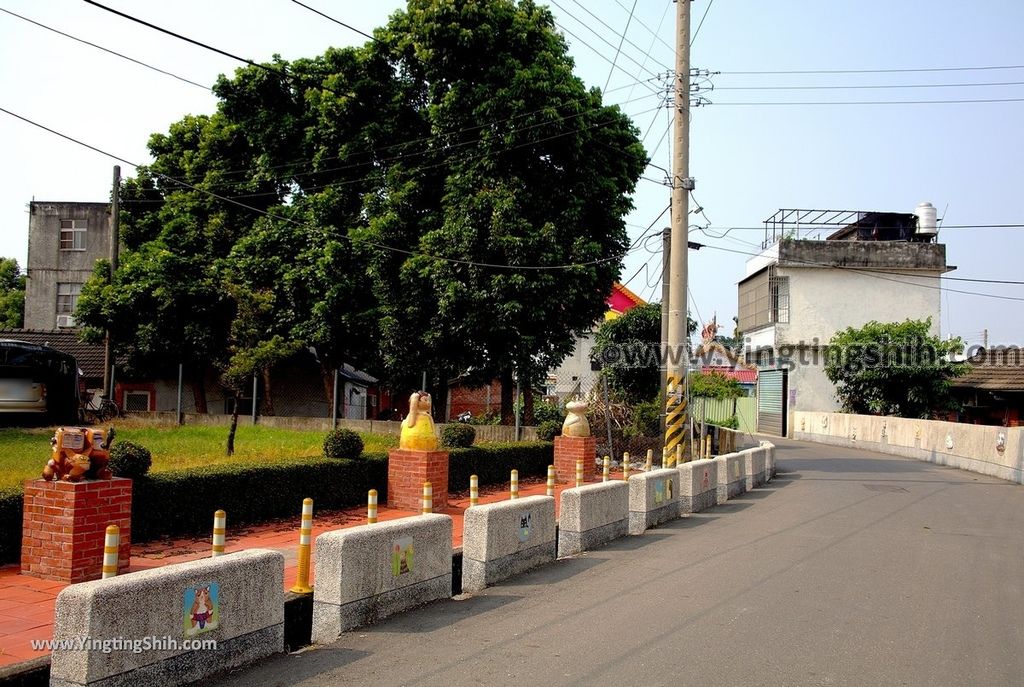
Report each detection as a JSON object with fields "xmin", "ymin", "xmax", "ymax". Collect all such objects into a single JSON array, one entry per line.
[{"xmin": 737, "ymin": 205, "xmax": 953, "ymax": 436}]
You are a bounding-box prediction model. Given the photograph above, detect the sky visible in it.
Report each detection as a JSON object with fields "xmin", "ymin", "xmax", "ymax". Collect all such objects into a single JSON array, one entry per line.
[{"xmin": 1, "ymin": 0, "xmax": 1023, "ymax": 350}]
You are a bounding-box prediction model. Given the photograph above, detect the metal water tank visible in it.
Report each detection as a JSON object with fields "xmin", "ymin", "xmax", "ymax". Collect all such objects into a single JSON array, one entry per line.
[{"xmin": 914, "ymin": 201, "xmax": 938, "ymax": 235}]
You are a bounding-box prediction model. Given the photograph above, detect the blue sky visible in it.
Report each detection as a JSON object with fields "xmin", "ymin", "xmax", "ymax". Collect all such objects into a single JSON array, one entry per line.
[{"xmin": 1, "ymin": 0, "xmax": 1022, "ymax": 348}]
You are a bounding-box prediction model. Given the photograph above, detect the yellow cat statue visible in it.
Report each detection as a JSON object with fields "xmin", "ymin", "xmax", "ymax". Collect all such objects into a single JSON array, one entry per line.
[{"xmin": 400, "ymin": 391, "xmax": 438, "ymax": 451}]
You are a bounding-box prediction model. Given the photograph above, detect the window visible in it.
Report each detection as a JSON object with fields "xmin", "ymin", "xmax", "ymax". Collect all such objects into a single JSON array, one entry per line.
[
  {"xmin": 59, "ymin": 219, "xmax": 87, "ymax": 250},
  {"xmin": 769, "ymin": 273, "xmax": 790, "ymax": 324},
  {"xmin": 56, "ymin": 283, "xmax": 82, "ymax": 314},
  {"xmin": 123, "ymin": 391, "xmax": 151, "ymax": 412}
]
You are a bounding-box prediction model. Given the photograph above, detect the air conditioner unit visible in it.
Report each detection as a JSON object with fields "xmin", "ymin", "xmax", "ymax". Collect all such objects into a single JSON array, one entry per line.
[{"xmin": 56, "ymin": 315, "xmax": 76, "ymax": 328}]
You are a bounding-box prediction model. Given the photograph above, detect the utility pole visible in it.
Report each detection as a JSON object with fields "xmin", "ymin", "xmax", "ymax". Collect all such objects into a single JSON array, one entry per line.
[
  {"xmin": 983, "ymin": 328, "xmax": 989, "ymax": 350},
  {"xmin": 663, "ymin": 0, "xmax": 691, "ymax": 464},
  {"xmin": 660, "ymin": 226, "xmax": 671, "ymax": 437},
  {"xmin": 102, "ymin": 165, "xmax": 120, "ymax": 397}
]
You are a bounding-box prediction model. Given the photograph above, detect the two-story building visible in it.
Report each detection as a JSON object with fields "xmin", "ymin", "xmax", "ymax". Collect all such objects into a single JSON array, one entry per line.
[{"xmin": 737, "ymin": 203, "xmax": 954, "ymax": 436}]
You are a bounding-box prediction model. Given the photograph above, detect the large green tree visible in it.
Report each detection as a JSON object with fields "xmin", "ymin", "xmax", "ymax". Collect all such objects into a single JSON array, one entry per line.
[
  {"xmin": 824, "ymin": 318, "xmax": 966, "ymax": 418},
  {"xmin": 0, "ymin": 258, "xmax": 26, "ymax": 328}
]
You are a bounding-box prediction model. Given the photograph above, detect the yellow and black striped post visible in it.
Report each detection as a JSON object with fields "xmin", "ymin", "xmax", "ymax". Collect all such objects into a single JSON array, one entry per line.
[
  {"xmin": 510, "ymin": 469, "xmax": 519, "ymax": 500},
  {"xmin": 602, "ymin": 456, "xmax": 610, "ymax": 482},
  {"xmin": 622, "ymin": 452, "xmax": 630, "ymax": 481},
  {"xmin": 575, "ymin": 459, "xmax": 584, "ymax": 488},
  {"xmin": 645, "ymin": 449, "xmax": 653, "ymax": 472},
  {"xmin": 102, "ymin": 525, "xmax": 119, "ymax": 579},
  {"xmin": 291, "ymin": 498, "xmax": 313, "ymax": 593},
  {"xmin": 663, "ymin": 373, "xmax": 687, "ymax": 467},
  {"xmin": 422, "ymin": 482, "xmax": 433, "ymax": 515},
  {"xmin": 546, "ymin": 465, "xmax": 555, "ymax": 497},
  {"xmin": 470, "ymin": 475, "xmax": 479, "ymax": 507},
  {"xmin": 211, "ymin": 510, "xmax": 226, "ymax": 558},
  {"xmin": 367, "ymin": 489, "xmax": 378, "ymax": 524}
]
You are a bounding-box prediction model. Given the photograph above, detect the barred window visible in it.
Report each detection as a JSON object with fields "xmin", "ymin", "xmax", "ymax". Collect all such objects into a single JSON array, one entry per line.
[{"xmin": 59, "ymin": 219, "xmax": 87, "ymax": 250}]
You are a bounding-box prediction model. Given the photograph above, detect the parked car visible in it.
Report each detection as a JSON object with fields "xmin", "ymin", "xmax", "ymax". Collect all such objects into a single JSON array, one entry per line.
[{"xmin": 0, "ymin": 339, "xmax": 79, "ymax": 424}]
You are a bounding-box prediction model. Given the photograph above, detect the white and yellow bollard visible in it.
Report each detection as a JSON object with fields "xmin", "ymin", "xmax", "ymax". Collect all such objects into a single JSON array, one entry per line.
[
  {"xmin": 645, "ymin": 448, "xmax": 653, "ymax": 471},
  {"xmin": 704, "ymin": 434, "xmax": 712, "ymax": 459},
  {"xmin": 510, "ymin": 469, "xmax": 519, "ymax": 500},
  {"xmin": 622, "ymin": 452, "xmax": 630, "ymax": 480},
  {"xmin": 211, "ymin": 509, "xmax": 226, "ymax": 558},
  {"xmin": 602, "ymin": 455, "xmax": 610, "ymax": 482},
  {"xmin": 367, "ymin": 489, "xmax": 378, "ymax": 524},
  {"xmin": 575, "ymin": 459, "xmax": 584, "ymax": 488},
  {"xmin": 422, "ymin": 481, "xmax": 433, "ymax": 515},
  {"xmin": 290, "ymin": 498, "xmax": 314, "ymax": 593},
  {"xmin": 470, "ymin": 474, "xmax": 479, "ymax": 508},
  {"xmin": 101, "ymin": 524, "xmax": 119, "ymax": 579},
  {"xmin": 546, "ymin": 465, "xmax": 556, "ymax": 497}
]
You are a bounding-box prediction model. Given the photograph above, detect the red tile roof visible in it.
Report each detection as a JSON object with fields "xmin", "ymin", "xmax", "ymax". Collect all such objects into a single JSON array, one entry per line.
[{"xmin": 701, "ymin": 366, "xmax": 758, "ymax": 384}]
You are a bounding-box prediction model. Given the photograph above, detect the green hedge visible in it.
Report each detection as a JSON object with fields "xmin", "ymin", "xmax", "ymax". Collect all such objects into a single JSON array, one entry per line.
[
  {"xmin": 0, "ymin": 443, "xmax": 555, "ymax": 563},
  {"xmin": 448, "ymin": 442, "xmax": 553, "ymax": 490}
]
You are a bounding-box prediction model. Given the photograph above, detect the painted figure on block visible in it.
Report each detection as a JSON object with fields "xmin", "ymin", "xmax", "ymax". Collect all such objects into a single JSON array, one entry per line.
[
  {"xmin": 561, "ymin": 400, "xmax": 591, "ymax": 437},
  {"xmin": 400, "ymin": 391, "xmax": 438, "ymax": 450},
  {"xmin": 184, "ymin": 583, "xmax": 220, "ymax": 636},
  {"xmin": 42, "ymin": 426, "xmax": 114, "ymax": 482}
]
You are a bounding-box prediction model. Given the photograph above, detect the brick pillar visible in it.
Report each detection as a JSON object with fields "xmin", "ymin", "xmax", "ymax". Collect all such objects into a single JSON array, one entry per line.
[
  {"xmin": 387, "ymin": 449, "xmax": 449, "ymax": 511},
  {"xmin": 553, "ymin": 435, "xmax": 597, "ymax": 484},
  {"xmin": 21, "ymin": 478, "xmax": 132, "ymax": 583}
]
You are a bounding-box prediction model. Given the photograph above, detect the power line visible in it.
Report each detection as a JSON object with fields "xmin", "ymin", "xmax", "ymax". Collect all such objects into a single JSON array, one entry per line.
[
  {"xmin": 719, "ymin": 64, "xmax": 1024, "ymax": 76},
  {"xmin": 696, "ymin": 241, "xmax": 1024, "ymax": 302},
  {"xmin": 601, "ymin": 0, "xmax": 637, "ymax": 92},
  {"xmin": 711, "ymin": 97, "xmax": 1024, "ymax": 106},
  {"xmin": 288, "ymin": 0, "xmax": 376, "ymax": 42},
  {"xmin": 613, "ymin": 0, "xmax": 675, "ymax": 58},
  {"xmin": 691, "ymin": 0, "xmax": 715, "ymax": 46},
  {"xmin": 714, "ymin": 80, "xmax": 1024, "ymax": 91},
  {"xmin": 553, "ymin": 20, "xmax": 661, "ymax": 94},
  {"xmin": 0, "ymin": 105, "xmax": 650, "ymax": 272},
  {"xmin": 0, "ymin": 7, "xmax": 210, "ymax": 91}
]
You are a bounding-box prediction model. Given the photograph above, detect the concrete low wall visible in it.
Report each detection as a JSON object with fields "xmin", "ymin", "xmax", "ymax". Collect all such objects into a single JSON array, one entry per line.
[
  {"xmin": 557, "ymin": 481, "xmax": 629, "ymax": 557},
  {"xmin": 743, "ymin": 447, "xmax": 768, "ymax": 491},
  {"xmin": 312, "ymin": 514, "xmax": 453, "ymax": 642},
  {"xmin": 762, "ymin": 441, "xmax": 777, "ymax": 480},
  {"xmin": 462, "ymin": 495, "xmax": 556, "ymax": 593},
  {"xmin": 678, "ymin": 459, "xmax": 718, "ymax": 514},
  {"xmin": 714, "ymin": 453, "xmax": 747, "ymax": 502},
  {"xmin": 793, "ymin": 411, "xmax": 1024, "ymax": 484},
  {"xmin": 627, "ymin": 469, "xmax": 680, "ymax": 535},
  {"xmin": 50, "ymin": 549, "xmax": 284, "ymax": 687}
]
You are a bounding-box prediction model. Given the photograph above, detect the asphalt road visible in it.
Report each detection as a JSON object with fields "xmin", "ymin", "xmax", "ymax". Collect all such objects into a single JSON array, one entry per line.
[{"xmin": 213, "ymin": 438, "xmax": 1024, "ymax": 687}]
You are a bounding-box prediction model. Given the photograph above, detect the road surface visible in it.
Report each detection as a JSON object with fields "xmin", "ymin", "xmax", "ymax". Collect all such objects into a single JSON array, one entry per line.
[{"xmin": 213, "ymin": 437, "xmax": 1024, "ymax": 686}]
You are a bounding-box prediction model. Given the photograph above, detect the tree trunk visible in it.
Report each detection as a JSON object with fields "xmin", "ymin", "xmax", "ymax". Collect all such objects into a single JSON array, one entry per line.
[
  {"xmin": 432, "ymin": 368, "xmax": 449, "ymax": 422},
  {"xmin": 261, "ymin": 367, "xmax": 275, "ymax": 416},
  {"xmin": 226, "ymin": 404, "xmax": 239, "ymax": 456},
  {"xmin": 523, "ymin": 382, "xmax": 535, "ymax": 426},
  {"xmin": 500, "ymin": 367, "xmax": 515, "ymax": 425},
  {"xmin": 191, "ymin": 371, "xmax": 208, "ymax": 414},
  {"xmin": 320, "ymin": 365, "xmax": 335, "ymax": 418}
]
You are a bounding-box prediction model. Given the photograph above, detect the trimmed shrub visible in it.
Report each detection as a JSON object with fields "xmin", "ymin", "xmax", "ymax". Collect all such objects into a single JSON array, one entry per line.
[
  {"xmin": 448, "ymin": 441, "xmax": 554, "ymax": 491},
  {"xmin": 537, "ymin": 420, "xmax": 561, "ymax": 442},
  {"xmin": 108, "ymin": 441, "xmax": 153, "ymax": 479},
  {"xmin": 441, "ymin": 423, "xmax": 476, "ymax": 448},
  {"xmin": 323, "ymin": 428, "xmax": 364, "ymax": 459},
  {"xmin": 533, "ymin": 399, "xmax": 566, "ymax": 425}
]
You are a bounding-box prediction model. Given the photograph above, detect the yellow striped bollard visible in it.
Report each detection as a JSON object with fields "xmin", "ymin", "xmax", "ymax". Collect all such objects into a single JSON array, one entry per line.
[
  {"xmin": 211, "ymin": 509, "xmax": 226, "ymax": 558},
  {"xmin": 546, "ymin": 465, "xmax": 555, "ymax": 497},
  {"xmin": 645, "ymin": 449, "xmax": 653, "ymax": 471},
  {"xmin": 422, "ymin": 482, "xmax": 433, "ymax": 515},
  {"xmin": 470, "ymin": 475, "xmax": 479, "ymax": 507},
  {"xmin": 622, "ymin": 452, "xmax": 630, "ymax": 480},
  {"xmin": 704, "ymin": 434, "xmax": 712, "ymax": 459},
  {"xmin": 510, "ymin": 469, "xmax": 519, "ymax": 500},
  {"xmin": 575, "ymin": 459, "xmax": 584, "ymax": 487},
  {"xmin": 102, "ymin": 525, "xmax": 119, "ymax": 579},
  {"xmin": 602, "ymin": 455, "xmax": 610, "ymax": 482},
  {"xmin": 290, "ymin": 498, "xmax": 313, "ymax": 593},
  {"xmin": 367, "ymin": 489, "xmax": 378, "ymax": 524}
]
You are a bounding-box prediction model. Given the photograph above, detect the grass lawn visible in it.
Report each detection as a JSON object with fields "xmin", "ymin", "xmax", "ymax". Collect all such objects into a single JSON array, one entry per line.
[{"xmin": 0, "ymin": 422, "xmax": 397, "ymax": 490}]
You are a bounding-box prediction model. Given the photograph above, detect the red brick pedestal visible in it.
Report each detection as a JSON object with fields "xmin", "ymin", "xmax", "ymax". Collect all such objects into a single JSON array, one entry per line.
[
  {"xmin": 21, "ymin": 478, "xmax": 132, "ymax": 583},
  {"xmin": 387, "ymin": 449, "xmax": 449, "ymax": 511},
  {"xmin": 553, "ymin": 435, "xmax": 597, "ymax": 484}
]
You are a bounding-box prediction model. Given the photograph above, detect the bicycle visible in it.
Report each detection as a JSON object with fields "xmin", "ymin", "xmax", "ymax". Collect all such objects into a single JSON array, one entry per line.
[{"xmin": 81, "ymin": 391, "xmax": 121, "ymax": 424}]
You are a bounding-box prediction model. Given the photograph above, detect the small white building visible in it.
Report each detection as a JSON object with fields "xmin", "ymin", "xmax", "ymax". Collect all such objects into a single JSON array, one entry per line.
[{"xmin": 737, "ymin": 204, "xmax": 953, "ymax": 436}]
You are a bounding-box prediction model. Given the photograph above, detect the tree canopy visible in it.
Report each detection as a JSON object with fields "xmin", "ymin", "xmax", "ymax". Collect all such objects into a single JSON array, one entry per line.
[
  {"xmin": 77, "ymin": 0, "xmax": 648, "ymax": 419},
  {"xmin": 688, "ymin": 370, "xmax": 744, "ymax": 400},
  {"xmin": 824, "ymin": 318, "xmax": 966, "ymax": 418},
  {"xmin": 0, "ymin": 258, "xmax": 25, "ymax": 328}
]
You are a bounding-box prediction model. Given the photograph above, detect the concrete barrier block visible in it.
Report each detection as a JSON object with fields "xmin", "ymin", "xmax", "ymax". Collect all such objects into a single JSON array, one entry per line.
[
  {"xmin": 312, "ymin": 514, "xmax": 452, "ymax": 642},
  {"xmin": 627, "ymin": 469, "xmax": 680, "ymax": 534},
  {"xmin": 743, "ymin": 447, "xmax": 767, "ymax": 490},
  {"xmin": 714, "ymin": 453, "xmax": 746, "ymax": 502},
  {"xmin": 462, "ymin": 495, "xmax": 556, "ymax": 593},
  {"xmin": 50, "ymin": 549, "xmax": 284, "ymax": 687},
  {"xmin": 761, "ymin": 441, "xmax": 776, "ymax": 480},
  {"xmin": 557, "ymin": 481, "xmax": 628, "ymax": 556},
  {"xmin": 678, "ymin": 459, "xmax": 718, "ymax": 513}
]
